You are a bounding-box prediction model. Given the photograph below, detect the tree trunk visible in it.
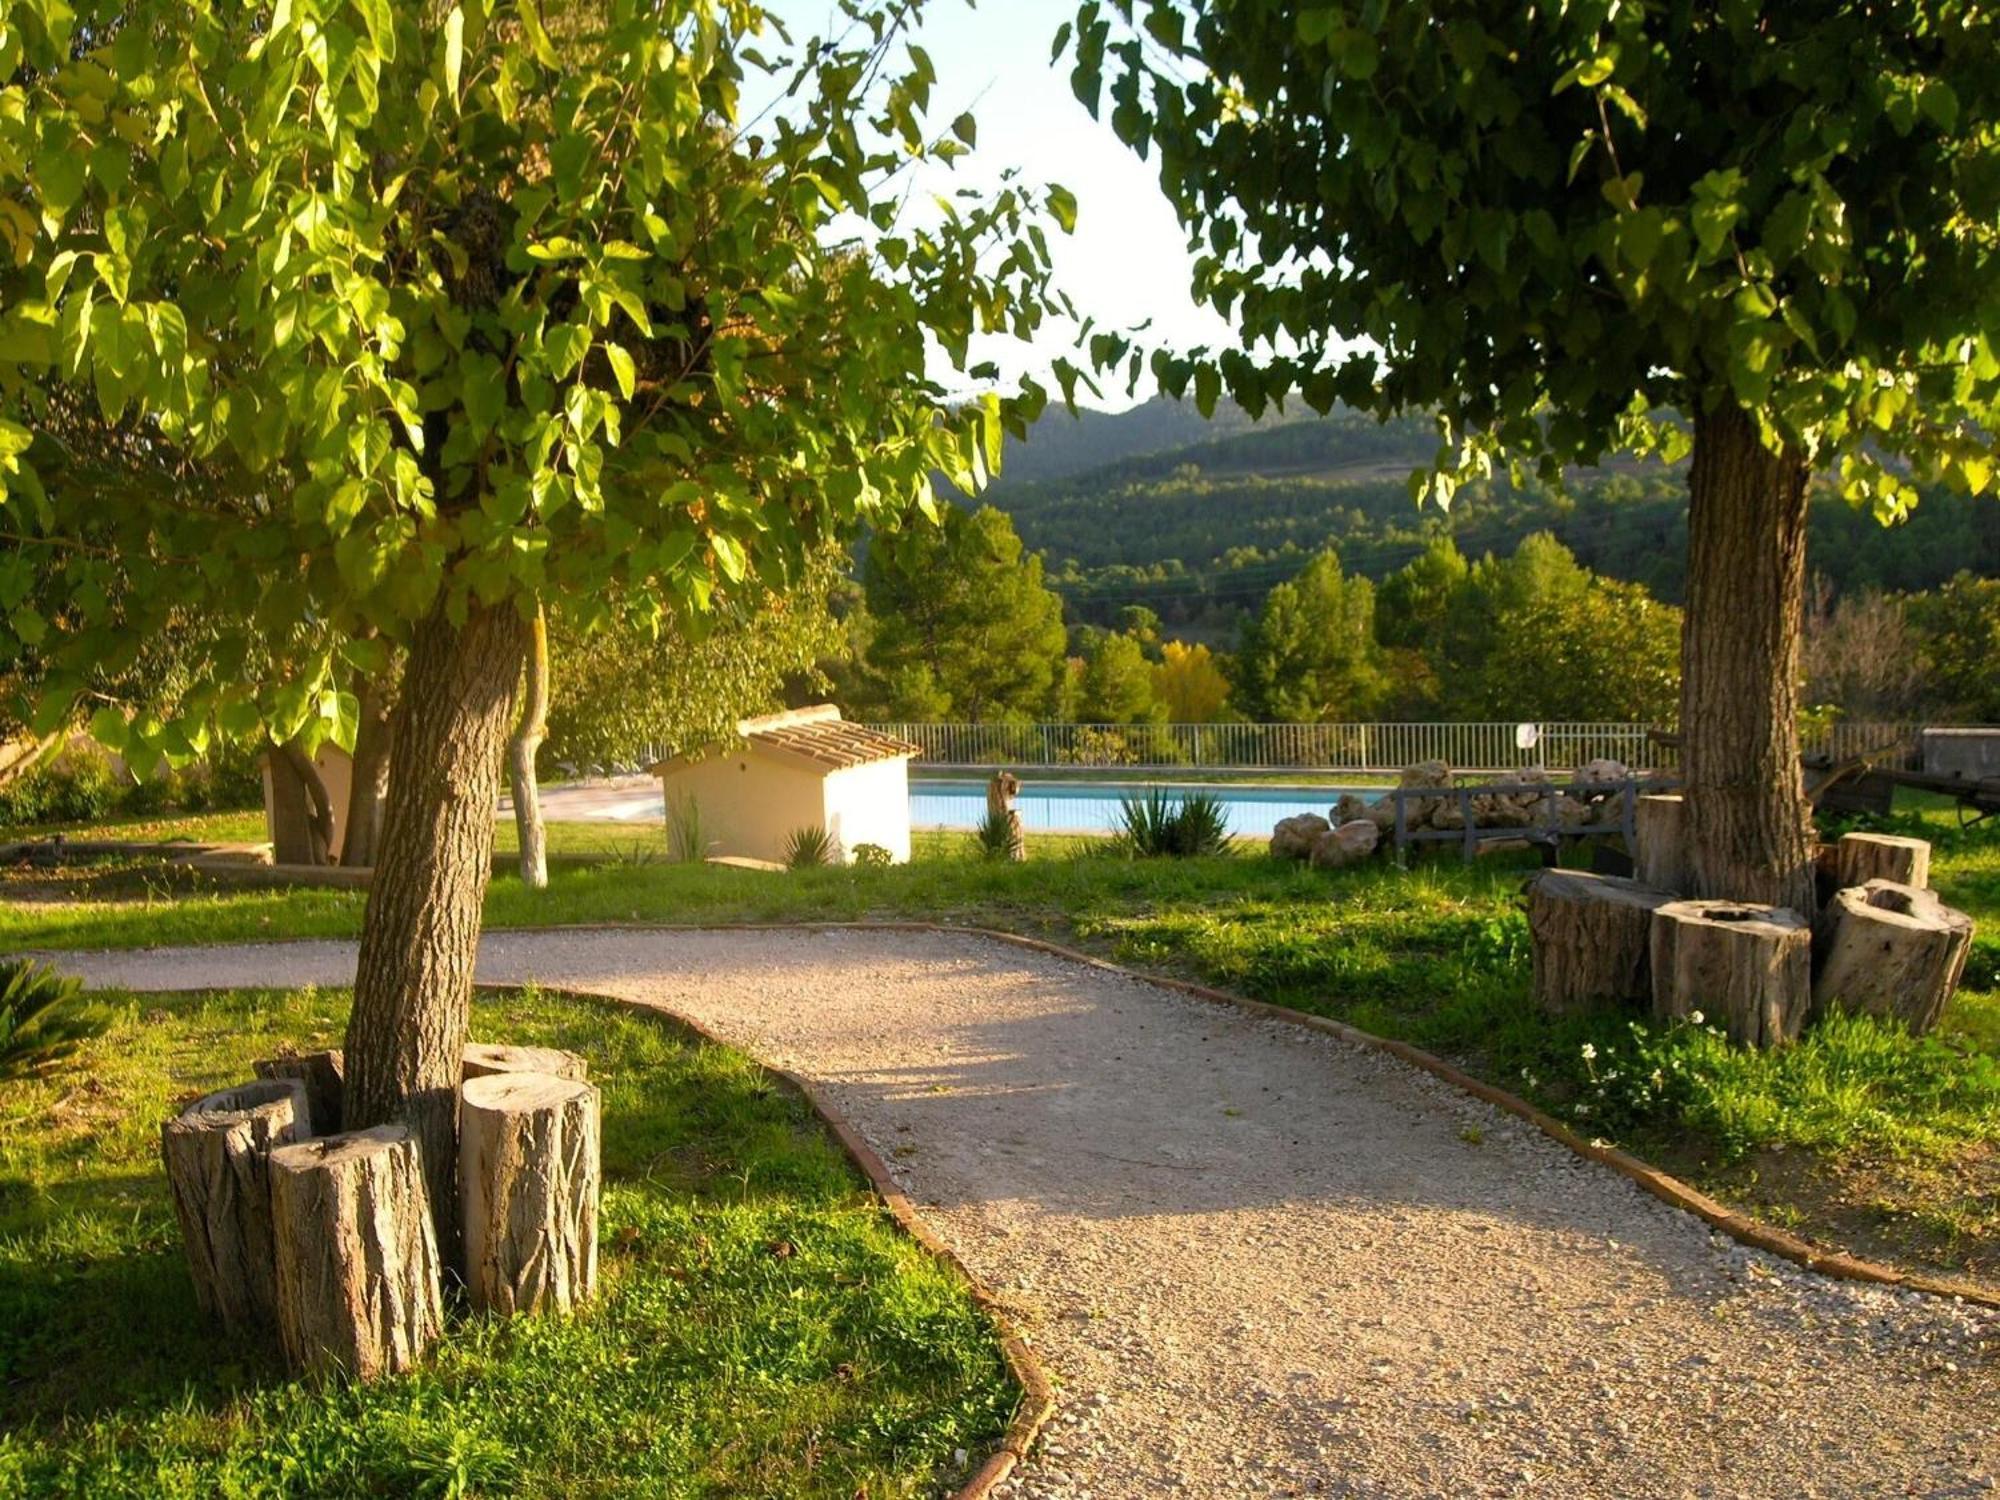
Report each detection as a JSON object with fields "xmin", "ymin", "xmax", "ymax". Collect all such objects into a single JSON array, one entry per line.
[
  {"xmin": 463, "ymin": 1041, "xmax": 588, "ymax": 1082},
  {"xmin": 509, "ymin": 605, "xmax": 550, "ymax": 890},
  {"xmin": 1651, "ymin": 898, "xmax": 1813, "ymax": 1048},
  {"xmin": 343, "ymin": 597, "xmax": 528, "ymax": 1261},
  {"xmin": 460, "ymin": 1072, "xmax": 601, "ymax": 1316},
  {"xmin": 254, "ymin": 1049, "xmax": 346, "ymax": 1137},
  {"xmin": 341, "ymin": 677, "xmax": 395, "ymax": 869},
  {"xmin": 1525, "ymin": 869, "xmax": 1675, "ymax": 1013},
  {"xmin": 276, "ymin": 738, "xmax": 338, "ymax": 866},
  {"xmin": 1812, "ymin": 880, "xmax": 1973, "ymax": 1035},
  {"xmin": 1680, "ymin": 402, "xmax": 1815, "ymax": 915},
  {"xmin": 1634, "ymin": 793, "xmax": 1690, "ymax": 895},
  {"xmin": 1833, "ymin": 831, "xmax": 1931, "ymax": 892},
  {"xmin": 268, "ymin": 1125, "xmax": 444, "ymax": 1381},
  {"xmin": 160, "ymin": 1079, "xmax": 310, "ymax": 1332}
]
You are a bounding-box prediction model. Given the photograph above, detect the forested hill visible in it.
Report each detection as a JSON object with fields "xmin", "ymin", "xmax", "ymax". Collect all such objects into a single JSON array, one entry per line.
[{"xmin": 985, "ymin": 399, "xmax": 2000, "ymax": 637}]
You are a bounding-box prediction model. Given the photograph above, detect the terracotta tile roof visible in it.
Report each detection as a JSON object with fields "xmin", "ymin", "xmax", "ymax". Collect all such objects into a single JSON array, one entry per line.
[{"xmin": 746, "ymin": 718, "xmax": 921, "ymax": 770}]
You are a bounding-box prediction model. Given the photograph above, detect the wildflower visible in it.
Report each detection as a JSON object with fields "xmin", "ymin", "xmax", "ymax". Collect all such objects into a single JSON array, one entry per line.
[
  {"xmin": 1688, "ymin": 1010, "xmax": 1704, "ymax": 1026},
  {"xmin": 1580, "ymin": 1042, "xmax": 1597, "ymax": 1061},
  {"xmin": 1650, "ymin": 1069, "xmax": 1665, "ymax": 1090}
]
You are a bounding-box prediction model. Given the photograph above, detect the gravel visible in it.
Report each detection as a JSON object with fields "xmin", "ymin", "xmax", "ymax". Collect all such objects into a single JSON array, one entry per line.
[{"xmin": 55, "ymin": 928, "xmax": 2000, "ymax": 1498}]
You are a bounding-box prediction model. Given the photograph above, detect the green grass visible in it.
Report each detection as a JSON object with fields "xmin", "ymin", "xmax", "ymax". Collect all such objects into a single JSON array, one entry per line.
[{"xmin": 0, "ymin": 986, "xmax": 1012, "ymax": 1498}]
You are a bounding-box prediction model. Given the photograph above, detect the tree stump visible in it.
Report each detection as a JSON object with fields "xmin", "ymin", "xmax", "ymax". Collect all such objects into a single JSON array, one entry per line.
[
  {"xmin": 1834, "ymin": 831, "xmax": 1930, "ymax": 891},
  {"xmin": 1812, "ymin": 880, "xmax": 1974, "ymax": 1035},
  {"xmin": 462, "ymin": 1041, "xmax": 588, "ymax": 1082},
  {"xmin": 160, "ymin": 1079, "xmax": 310, "ymax": 1331},
  {"xmin": 254, "ymin": 1049, "xmax": 345, "ymax": 1136},
  {"xmin": 1526, "ymin": 869, "xmax": 1676, "ymax": 1012},
  {"xmin": 1650, "ymin": 900, "xmax": 1812, "ymax": 1048},
  {"xmin": 268, "ymin": 1125, "xmax": 444, "ymax": 1380},
  {"xmin": 460, "ymin": 1072, "xmax": 601, "ymax": 1316},
  {"xmin": 1634, "ymin": 793, "xmax": 1689, "ymax": 894}
]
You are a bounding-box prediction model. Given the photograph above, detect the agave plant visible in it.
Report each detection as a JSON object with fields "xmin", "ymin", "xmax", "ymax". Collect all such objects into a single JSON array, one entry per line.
[
  {"xmin": 1117, "ymin": 787, "xmax": 1232, "ymax": 859},
  {"xmin": 783, "ymin": 825, "xmax": 836, "ymax": 870},
  {"xmin": 975, "ymin": 808, "xmax": 1021, "ymax": 861},
  {"xmin": 0, "ymin": 958, "xmax": 102, "ymax": 1077}
]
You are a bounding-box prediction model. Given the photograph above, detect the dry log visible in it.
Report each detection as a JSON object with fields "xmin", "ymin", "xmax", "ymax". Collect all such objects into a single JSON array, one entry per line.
[
  {"xmin": 462, "ymin": 1042, "xmax": 588, "ymax": 1082},
  {"xmin": 1526, "ymin": 870, "xmax": 1676, "ymax": 1013},
  {"xmin": 1834, "ymin": 831, "xmax": 1931, "ymax": 891},
  {"xmin": 1634, "ymin": 794, "xmax": 1689, "ymax": 894},
  {"xmin": 1812, "ymin": 880, "xmax": 1974, "ymax": 1035},
  {"xmin": 1651, "ymin": 900, "xmax": 1812, "ymax": 1048},
  {"xmin": 268, "ymin": 1125, "xmax": 444, "ymax": 1380},
  {"xmin": 160, "ymin": 1079, "xmax": 310, "ymax": 1331},
  {"xmin": 460, "ymin": 1072, "xmax": 602, "ymax": 1315},
  {"xmin": 253, "ymin": 1049, "xmax": 345, "ymax": 1136}
]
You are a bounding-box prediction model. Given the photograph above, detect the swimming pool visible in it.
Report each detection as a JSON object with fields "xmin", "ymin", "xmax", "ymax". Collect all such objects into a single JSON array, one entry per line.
[{"xmin": 909, "ymin": 779, "xmax": 1372, "ymax": 837}]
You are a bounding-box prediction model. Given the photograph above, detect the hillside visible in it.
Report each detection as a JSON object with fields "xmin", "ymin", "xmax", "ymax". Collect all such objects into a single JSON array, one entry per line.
[{"xmin": 984, "ymin": 400, "xmax": 2000, "ymax": 638}]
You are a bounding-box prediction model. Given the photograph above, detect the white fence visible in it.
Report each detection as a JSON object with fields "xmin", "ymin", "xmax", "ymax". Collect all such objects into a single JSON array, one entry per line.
[{"xmin": 866, "ymin": 720, "xmax": 1930, "ymax": 775}]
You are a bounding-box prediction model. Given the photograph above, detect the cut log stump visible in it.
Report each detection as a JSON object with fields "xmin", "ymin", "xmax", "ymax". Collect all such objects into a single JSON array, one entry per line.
[
  {"xmin": 161, "ymin": 1079, "xmax": 310, "ymax": 1331},
  {"xmin": 268, "ymin": 1125, "xmax": 444, "ymax": 1381},
  {"xmin": 1651, "ymin": 900, "xmax": 1813, "ymax": 1048},
  {"xmin": 463, "ymin": 1041, "xmax": 588, "ymax": 1082},
  {"xmin": 1834, "ymin": 832, "xmax": 1931, "ymax": 892},
  {"xmin": 460, "ymin": 1072, "xmax": 601, "ymax": 1316},
  {"xmin": 1812, "ymin": 880, "xmax": 1974, "ymax": 1035},
  {"xmin": 1526, "ymin": 869, "xmax": 1676, "ymax": 1013},
  {"xmin": 253, "ymin": 1049, "xmax": 345, "ymax": 1136},
  {"xmin": 1634, "ymin": 794, "xmax": 1689, "ymax": 895}
]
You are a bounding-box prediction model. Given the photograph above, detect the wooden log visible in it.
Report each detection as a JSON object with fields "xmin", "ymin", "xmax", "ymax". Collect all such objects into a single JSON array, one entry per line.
[
  {"xmin": 1526, "ymin": 869, "xmax": 1676, "ymax": 1013},
  {"xmin": 253, "ymin": 1049, "xmax": 345, "ymax": 1136},
  {"xmin": 1834, "ymin": 831, "xmax": 1930, "ymax": 891},
  {"xmin": 1651, "ymin": 900, "xmax": 1813, "ymax": 1048},
  {"xmin": 460, "ymin": 1072, "xmax": 601, "ymax": 1316},
  {"xmin": 463, "ymin": 1041, "xmax": 588, "ymax": 1082},
  {"xmin": 268, "ymin": 1126, "xmax": 444, "ymax": 1380},
  {"xmin": 160, "ymin": 1079, "xmax": 309, "ymax": 1331},
  {"xmin": 1812, "ymin": 880, "xmax": 1974, "ymax": 1035},
  {"xmin": 1634, "ymin": 793, "xmax": 1689, "ymax": 894}
]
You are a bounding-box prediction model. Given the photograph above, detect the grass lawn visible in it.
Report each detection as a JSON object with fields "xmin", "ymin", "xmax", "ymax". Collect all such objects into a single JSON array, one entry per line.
[
  {"xmin": 3, "ymin": 793, "xmax": 1996, "ymax": 1290},
  {"xmin": 0, "ymin": 985, "xmax": 1013, "ymax": 1498}
]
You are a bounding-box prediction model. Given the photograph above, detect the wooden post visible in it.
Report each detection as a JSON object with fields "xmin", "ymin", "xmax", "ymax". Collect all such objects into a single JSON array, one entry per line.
[
  {"xmin": 460, "ymin": 1072, "xmax": 602, "ymax": 1316},
  {"xmin": 1650, "ymin": 900, "xmax": 1813, "ymax": 1048},
  {"xmin": 1812, "ymin": 880, "xmax": 1973, "ymax": 1035},
  {"xmin": 160, "ymin": 1079, "xmax": 310, "ymax": 1331},
  {"xmin": 1527, "ymin": 870, "xmax": 1677, "ymax": 1012},
  {"xmin": 1833, "ymin": 831, "xmax": 1931, "ymax": 891},
  {"xmin": 1634, "ymin": 793, "xmax": 1689, "ymax": 894},
  {"xmin": 268, "ymin": 1126, "xmax": 444, "ymax": 1380},
  {"xmin": 254, "ymin": 1049, "xmax": 345, "ymax": 1136},
  {"xmin": 463, "ymin": 1042, "xmax": 588, "ymax": 1082}
]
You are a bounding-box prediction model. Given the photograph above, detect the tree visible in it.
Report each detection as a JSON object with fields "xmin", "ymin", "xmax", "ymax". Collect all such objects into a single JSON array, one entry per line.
[
  {"xmin": 1802, "ymin": 580, "xmax": 1930, "ymax": 721},
  {"xmin": 1233, "ymin": 550, "xmax": 1385, "ymax": 722},
  {"xmin": 1078, "ymin": 0, "xmax": 2000, "ymax": 911},
  {"xmin": 857, "ymin": 505, "xmax": 1069, "ymax": 721},
  {"xmin": 1474, "ymin": 577, "xmax": 1683, "ymax": 724},
  {"xmin": 1910, "ymin": 573, "xmax": 2000, "ymax": 721},
  {"xmin": 1075, "ymin": 629, "xmax": 1164, "ymax": 723},
  {"xmin": 1152, "ymin": 639, "xmax": 1230, "ymax": 722},
  {"xmin": 1438, "ymin": 532, "xmax": 1591, "ymax": 695},
  {"xmin": 0, "ymin": 0, "xmax": 1068, "ymax": 1233},
  {"xmin": 1375, "ymin": 536, "xmax": 1469, "ymax": 651}
]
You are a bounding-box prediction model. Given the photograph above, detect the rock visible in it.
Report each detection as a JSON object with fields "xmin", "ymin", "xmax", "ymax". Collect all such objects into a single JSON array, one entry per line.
[
  {"xmin": 1310, "ymin": 819, "xmax": 1379, "ymax": 868},
  {"xmin": 1399, "ymin": 760, "xmax": 1451, "ymax": 790},
  {"xmin": 1574, "ymin": 758, "xmax": 1630, "ymax": 792},
  {"xmin": 1333, "ymin": 793, "xmax": 1370, "ymax": 826},
  {"xmin": 1270, "ymin": 813, "xmax": 1331, "ymax": 861}
]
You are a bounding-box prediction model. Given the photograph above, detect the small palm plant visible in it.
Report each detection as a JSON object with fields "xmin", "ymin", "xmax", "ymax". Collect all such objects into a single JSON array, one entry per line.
[
  {"xmin": 975, "ymin": 808, "xmax": 1021, "ymax": 860},
  {"xmin": 0, "ymin": 958, "xmax": 103, "ymax": 1077},
  {"xmin": 1117, "ymin": 788, "xmax": 1232, "ymax": 858},
  {"xmin": 783, "ymin": 825, "xmax": 836, "ymax": 869}
]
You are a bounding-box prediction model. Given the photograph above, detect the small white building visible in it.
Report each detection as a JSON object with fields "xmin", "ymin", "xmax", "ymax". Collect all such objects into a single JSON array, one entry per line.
[{"xmin": 650, "ymin": 706, "xmax": 920, "ymax": 865}]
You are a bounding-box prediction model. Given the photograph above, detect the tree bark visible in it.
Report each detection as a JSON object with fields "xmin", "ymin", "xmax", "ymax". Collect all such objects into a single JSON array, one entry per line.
[
  {"xmin": 460, "ymin": 1071, "xmax": 601, "ymax": 1316},
  {"xmin": 341, "ymin": 677, "xmax": 395, "ymax": 869},
  {"xmin": 268, "ymin": 1125, "xmax": 444, "ymax": 1381},
  {"xmin": 1634, "ymin": 793, "xmax": 1690, "ymax": 895},
  {"xmin": 254, "ymin": 1049, "xmax": 346, "ymax": 1136},
  {"xmin": 1680, "ymin": 402, "xmax": 1815, "ymax": 915},
  {"xmin": 1812, "ymin": 880, "xmax": 1972, "ymax": 1035},
  {"xmin": 1525, "ymin": 869, "xmax": 1675, "ymax": 1013},
  {"xmin": 343, "ymin": 597, "xmax": 529, "ymax": 1261},
  {"xmin": 508, "ymin": 605, "xmax": 551, "ymax": 890},
  {"xmin": 160, "ymin": 1079, "xmax": 310, "ymax": 1332},
  {"xmin": 1651, "ymin": 898, "xmax": 1813, "ymax": 1048}
]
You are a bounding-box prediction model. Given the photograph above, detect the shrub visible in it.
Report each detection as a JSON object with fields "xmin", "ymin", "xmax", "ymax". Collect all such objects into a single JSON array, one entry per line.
[
  {"xmin": 664, "ymin": 792, "xmax": 706, "ymax": 864},
  {"xmin": 1116, "ymin": 787, "xmax": 1231, "ymax": 858},
  {"xmin": 974, "ymin": 810, "xmax": 1019, "ymax": 860},
  {"xmin": 783, "ymin": 825, "xmax": 835, "ymax": 869},
  {"xmin": 0, "ymin": 959, "xmax": 103, "ymax": 1077},
  {"xmin": 851, "ymin": 842, "xmax": 893, "ymax": 867}
]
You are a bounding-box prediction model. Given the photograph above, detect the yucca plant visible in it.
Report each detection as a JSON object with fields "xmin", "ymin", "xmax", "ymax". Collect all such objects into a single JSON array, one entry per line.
[
  {"xmin": 1117, "ymin": 788, "xmax": 1233, "ymax": 858},
  {"xmin": 0, "ymin": 958, "xmax": 102, "ymax": 1078},
  {"xmin": 975, "ymin": 809, "xmax": 1021, "ymax": 860},
  {"xmin": 783, "ymin": 825, "xmax": 836, "ymax": 870},
  {"xmin": 664, "ymin": 792, "xmax": 707, "ymax": 864}
]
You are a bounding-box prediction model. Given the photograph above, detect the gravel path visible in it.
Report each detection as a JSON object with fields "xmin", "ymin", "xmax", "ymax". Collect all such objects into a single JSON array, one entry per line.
[{"xmin": 55, "ymin": 929, "xmax": 2000, "ymax": 1498}]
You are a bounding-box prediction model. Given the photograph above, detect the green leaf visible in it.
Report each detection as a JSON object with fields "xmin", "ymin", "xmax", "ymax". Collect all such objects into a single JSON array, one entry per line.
[
  {"xmin": 1918, "ymin": 79, "xmax": 1959, "ymax": 133},
  {"xmin": 88, "ymin": 705, "xmax": 129, "ymax": 751},
  {"xmin": 1047, "ymin": 184, "xmax": 1078, "ymax": 234},
  {"xmin": 604, "ymin": 343, "xmax": 635, "ymax": 400},
  {"xmin": 1193, "ymin": 363, "xmax": 1221, "ymax": 420},
  {"xmin": 443, "ymin": 6, "xmax": 464, "ymax": 100},
  {"xmin": 709, "ymin": 530, "xmax": 747, "ymax": 583}
]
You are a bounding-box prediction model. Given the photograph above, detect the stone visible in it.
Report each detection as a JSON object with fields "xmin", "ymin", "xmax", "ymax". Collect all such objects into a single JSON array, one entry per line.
[{"xmin": 1270, "ymin": 813, "xmax": 1332, "ymax": 861}]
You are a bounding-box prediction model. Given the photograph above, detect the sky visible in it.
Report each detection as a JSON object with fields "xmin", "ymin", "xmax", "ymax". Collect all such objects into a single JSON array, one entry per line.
[{"xmin": 755, "ymin": 0, "xmax": 1232, "ymax": 409}]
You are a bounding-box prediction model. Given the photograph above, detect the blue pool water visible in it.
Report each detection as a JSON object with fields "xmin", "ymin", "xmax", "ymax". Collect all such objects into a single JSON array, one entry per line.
[{"xmin": 910, "ymin": 779, "xmax": 1371, "ymax": 837}]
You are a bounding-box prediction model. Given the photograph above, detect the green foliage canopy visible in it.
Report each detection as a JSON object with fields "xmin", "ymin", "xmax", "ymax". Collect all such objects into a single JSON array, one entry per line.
[
  {"xmin": 1232, "ymin": 549, "xmax": 1384, "ymax": 722},
  {"xmin": 0, "ymin": 0, "xmax": 1068, "ymax": 767}
]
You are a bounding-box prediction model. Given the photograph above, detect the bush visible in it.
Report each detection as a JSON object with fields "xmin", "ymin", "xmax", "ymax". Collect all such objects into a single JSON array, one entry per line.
[
  {"xmin": 1116, "ymin": 787, "xmax": 1232, "ymax": 858},
  {"xmin": 974, "ymin": 810, "xmax": 1019, "ymax": 860},
  {"xmin": 851, "ymin": 842, "xmax": 893, "ymax": 867},
  {"xmin": 0, "ymin": 742, "xmax": 264, "ymax": 830},
  {"xmin": 664, "ymin": 792, "xmax": 707, "ymax": 863},
  {"xmin": 783, "ymin": 825, "xmax": 835, "ymax": 869},
  {"xmin": 0, "ymin": 958, "xmax": 104, "ymax": 1077}
]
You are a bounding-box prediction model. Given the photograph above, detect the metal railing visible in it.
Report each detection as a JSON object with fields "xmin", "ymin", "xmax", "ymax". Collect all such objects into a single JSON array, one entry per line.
[{"xmin": 865, "ymin": 720, "xmax": 1934, "ymax": 775}]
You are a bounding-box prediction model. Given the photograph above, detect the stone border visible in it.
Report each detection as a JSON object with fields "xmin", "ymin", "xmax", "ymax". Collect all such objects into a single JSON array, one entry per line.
[{"xmin": 478, "ymin": 977, "xmax": 1057, "ymax": 1500}]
